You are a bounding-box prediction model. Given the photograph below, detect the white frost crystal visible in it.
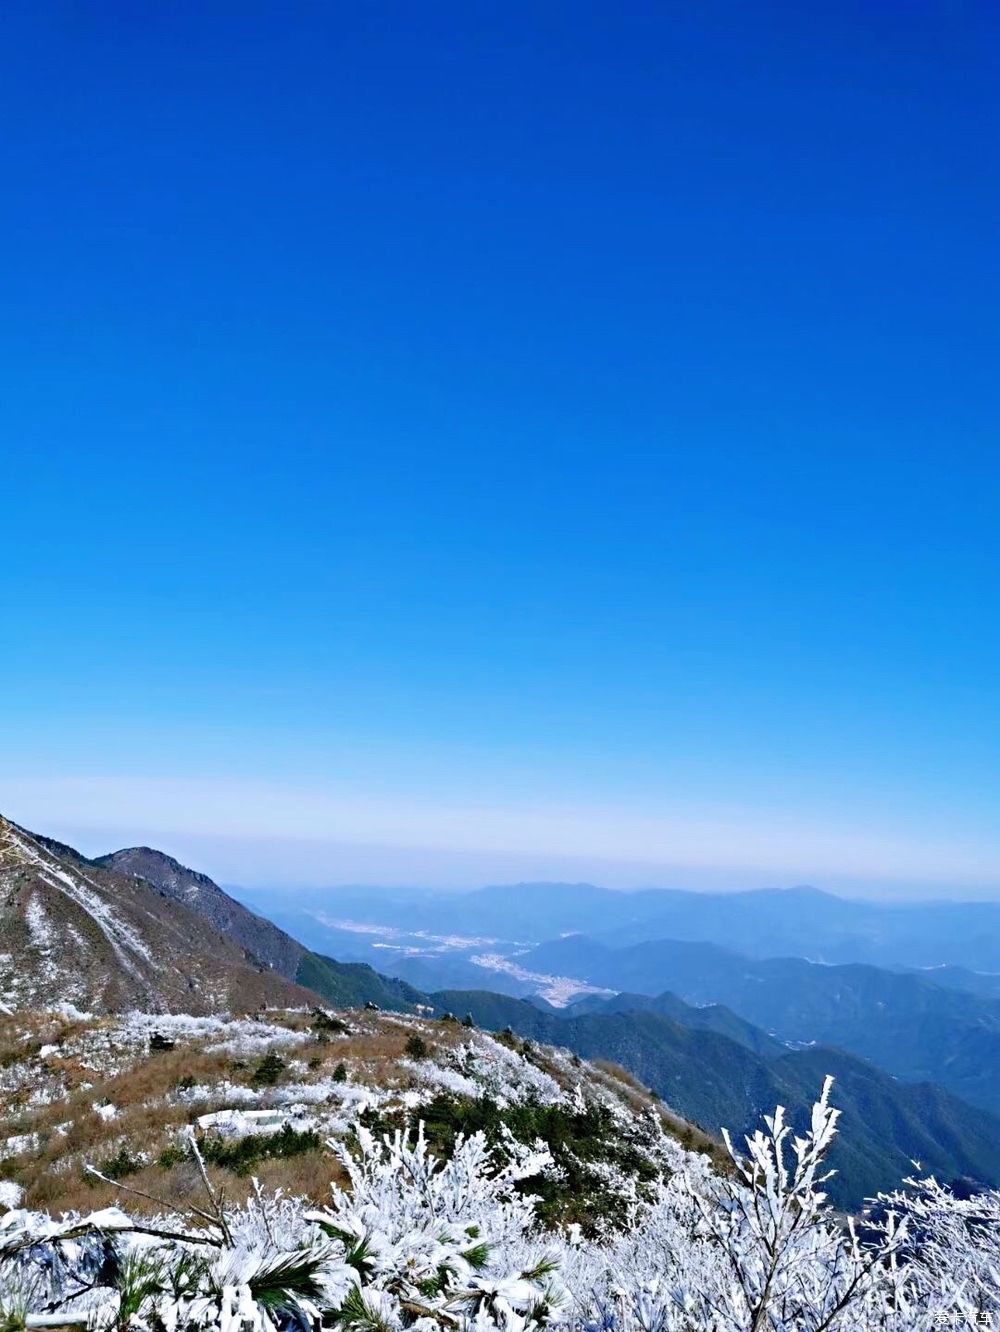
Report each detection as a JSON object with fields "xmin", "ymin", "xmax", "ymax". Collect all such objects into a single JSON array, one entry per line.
[{"xmin": 1, "ymin": 1074, "xmax": 997, "ymax": 1331}]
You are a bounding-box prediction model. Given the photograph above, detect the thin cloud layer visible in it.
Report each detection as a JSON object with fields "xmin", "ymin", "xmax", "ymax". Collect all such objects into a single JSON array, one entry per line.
[{"xmin": 4, "ymin": 773, "xmax": 998, "ymax": 898}]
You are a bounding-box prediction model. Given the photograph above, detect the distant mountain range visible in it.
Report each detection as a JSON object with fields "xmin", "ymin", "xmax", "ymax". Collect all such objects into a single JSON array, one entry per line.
[
  {"xmin": 435, "ymin": 988, "xmax": 1000, "ymax": 1210},
  {"xmin": 239, "ymin": 879, "xmax": 1000, "ymax": 974},
  {"xmin": 235, "ymin": 878, "xmax": 1000, "ymax": 1116},
  {"xmin": 521, "ymin": 934, "xmax": 1000, "ymax": 1115}
]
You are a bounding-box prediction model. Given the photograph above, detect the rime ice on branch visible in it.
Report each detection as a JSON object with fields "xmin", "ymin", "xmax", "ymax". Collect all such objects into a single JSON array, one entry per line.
[{"xmin": 2, "ymin": 1076, "xmax": 998, "ymax": 1330}]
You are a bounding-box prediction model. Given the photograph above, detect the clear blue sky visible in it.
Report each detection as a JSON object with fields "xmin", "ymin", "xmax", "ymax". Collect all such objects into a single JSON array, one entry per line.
[{"xmin": 3, "ymin": 2, "xmax": 999, "ymax": 896}]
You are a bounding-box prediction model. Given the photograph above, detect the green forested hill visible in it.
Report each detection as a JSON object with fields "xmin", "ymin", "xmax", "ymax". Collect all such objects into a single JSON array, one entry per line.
[
  {"xmin": 295, "ymin": 950, "xmax": 426, "ymax": 1009},
  {"xmin": 526, "ymin": 935, "xmax": 1000, "ymax": 1115},
  {"xmin": 435, "ymin": 989, "xmax": 1000, "ymax": 1210}
]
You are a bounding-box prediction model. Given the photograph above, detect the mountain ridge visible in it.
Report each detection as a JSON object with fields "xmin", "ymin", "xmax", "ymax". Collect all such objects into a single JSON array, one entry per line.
[
  {"xmin": 434, "ymin": 987, "xmax": 1000, "ymax": 1209},
  {"xmin": 526, "ymin": 934, "xmax": 1000, "ymax": 1114},
  {"xmin": 96, "ymin": 845, "xmax": 307, "ymax": 978},
  {"xmin": 0, "ymin": 818, "xmax": 425, "ymax": 1016},
  {"xmin": 0, "ymin": 816, "xmax": 316, "ymax": 1015},
  {"xmin": 98, "ymin": 844, "xmax": 428, "ymax": 1012}
]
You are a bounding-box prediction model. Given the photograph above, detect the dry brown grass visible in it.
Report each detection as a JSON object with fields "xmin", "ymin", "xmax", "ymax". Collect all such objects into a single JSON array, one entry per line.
[
  {"xmin": 3, "ymin": 1006, "xmax": 724, "ymax": 1215},
  {"xmin": 15, "ymin": 1105, "xmax": 349, "ymax": 1215},
  {"xmin": 0, "ymin": 1011, "xmax": 97, "ymax": 1054},
  {"xmin": 25, "ymin": 1152, "xmax": 323, "ymax": 1216},
  {"xmin": 591, "ymin": 1058, "xmax": 646, "ymax": 1091},
  {"xmin": 253, "ymin": 1148, "xmax": 349, "ymax": 1200},
  {"xmin": 103, "ymin": 1046, "xmax": 234, "ymax": 1102},
  {"xmin": 0, "ymin": 1010, "xmax": 457, "ymax": 1215},
  {"xmin": 321, "ymin": 1019, "xmax": 463, "ymax": 1088}
]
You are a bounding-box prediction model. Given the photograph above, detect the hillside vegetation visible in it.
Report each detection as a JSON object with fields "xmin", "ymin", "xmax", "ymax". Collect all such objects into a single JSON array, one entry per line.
[
  {"xmin": 434, "ymin": 989, "xmax": 1000, "ymax": 1209},
  {"xmin": 526, "ymin": 933, "xmax": 1000, "ymax": 1114},
  {"xmin": 2, "ymin": 1006, "xmax": 997, "ymax": 1331},
  {"xmin": 0, "ymin": 1004, "xmax": 711, "ymax": 1222}
]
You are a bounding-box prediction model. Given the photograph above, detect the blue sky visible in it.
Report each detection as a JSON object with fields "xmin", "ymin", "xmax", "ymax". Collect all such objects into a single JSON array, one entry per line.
[{"xmin": 3, "ymin": 3, "xmax": 999, "ymax": 896}]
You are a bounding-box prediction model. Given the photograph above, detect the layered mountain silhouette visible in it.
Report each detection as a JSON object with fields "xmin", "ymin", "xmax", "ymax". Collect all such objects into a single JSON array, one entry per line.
[
  {"xmin": 250, "ymin": 879, "xmax": 1000, "ymax": 974},
  {"xmin": 522, "ymin": 935, "xmax": 1000, "ymax": 1115}
]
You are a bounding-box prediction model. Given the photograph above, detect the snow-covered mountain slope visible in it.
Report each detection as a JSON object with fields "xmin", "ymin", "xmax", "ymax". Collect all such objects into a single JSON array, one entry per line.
[
  {"xmin": 0, "ymin": 1003, "xmax": 717, "ymax": 1221},
  {"xmin": 2, "ymin": 1003, "xmax": 998, "ymax": 1332},
  {"xmin": 26, "ymin": 829, "xmax": 429, "ymax": 1014},
  {"xmin": 0, "ymin": 816, "xmax": 317, "ymax": 1015},
  {"xmin": 94, "ymin": 845, "xmax": 307, "ymax": 979}
]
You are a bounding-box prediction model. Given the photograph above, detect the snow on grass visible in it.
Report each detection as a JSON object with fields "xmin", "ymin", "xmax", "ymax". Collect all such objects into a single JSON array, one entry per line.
[
  {"xmin": 272, "ymin": 1080, "xmax": 376, "ymax": 1108},
  {"xmin": 1, "ymin": 1131, "xmax": 40, "ymax": 1158},
  {"xmin": 24, "ymin": 893, "xmax": 55, "ymax": 951},
  {"xmin": 463, "ymin": 1033, "xmax": 567, "ymax": 1104},
  {"xmin": 176, "ymin": 1081, "xmax": 263, "ymax": 1108},
  {"xmin": 116, "ymin": 1010, "xmax": 308, "ymax": 1055},
  {"xmin": 400, "ymin": 1058, "xmax": 480, "ymax": 1098},
  {"xmin": 0, "ymin": 1180, "xmax": 23, "ymax": 1209},
  {"xmin": 206, "ymin": 1024, "xmax": 310, "ymax": 1056}
]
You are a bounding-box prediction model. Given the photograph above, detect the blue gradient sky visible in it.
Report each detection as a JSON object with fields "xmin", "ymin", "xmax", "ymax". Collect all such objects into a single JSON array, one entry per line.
[{"xmin": 3, "ymin": 3, "xmax": 999, "ymax": 896}]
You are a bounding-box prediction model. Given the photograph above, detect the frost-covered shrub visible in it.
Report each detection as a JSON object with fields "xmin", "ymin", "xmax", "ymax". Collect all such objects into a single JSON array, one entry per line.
[
  {"xmin": 312, "ymin": 1008, "xmax": 349, "ymax": 1037},
  {"xmin": 379, "ymin": 1090, "xmax": 662, "ymax": 1234},
  {"xmin": 870, "ymin": 1174, "xmax": 1000, "ymax": 1324},
  {"xmin": 307, "ymin": 1121, "xmax": 567, "ymax": 1330},
  {"xmin": 0, "ymin": 1079, "xmax": 997, "ymax": 1331}
]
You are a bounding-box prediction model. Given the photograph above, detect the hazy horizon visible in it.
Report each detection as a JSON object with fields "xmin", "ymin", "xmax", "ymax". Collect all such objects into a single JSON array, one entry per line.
[{"xmin": 11, "ymin": 803, "xmax": 1000, "ymax": 905}]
